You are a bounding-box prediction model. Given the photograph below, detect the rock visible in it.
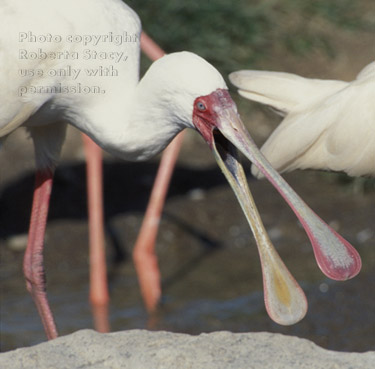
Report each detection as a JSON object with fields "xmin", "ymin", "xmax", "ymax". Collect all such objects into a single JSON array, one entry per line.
[
  {"xmin": 0, "ymin": 330, "xmax": 373, "ymax": 369},
  {"xmin": 6, "ymin": 234, "xmax": 28, "ymax": 251}
]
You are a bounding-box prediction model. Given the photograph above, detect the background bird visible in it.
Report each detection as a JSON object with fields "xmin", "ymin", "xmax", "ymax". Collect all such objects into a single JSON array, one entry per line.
[{"xmin": 229, "ymin": 62, "xmax": 375, "ymax": 178}]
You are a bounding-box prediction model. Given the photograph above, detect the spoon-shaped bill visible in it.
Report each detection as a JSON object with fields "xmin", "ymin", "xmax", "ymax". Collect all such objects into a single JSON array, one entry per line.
[
  {"xmin": 213, "ymin": 94, "xmax": 361, "ymax": 280},
  {"xmin": 211, "ymin": 131, "xmax": 307, "ymax": 325}
]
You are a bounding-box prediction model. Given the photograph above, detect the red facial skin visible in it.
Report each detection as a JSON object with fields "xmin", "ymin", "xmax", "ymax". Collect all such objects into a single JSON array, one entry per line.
[{"xmin": 192, "ymin": 88, "xmax": 235, "ymax": 148}]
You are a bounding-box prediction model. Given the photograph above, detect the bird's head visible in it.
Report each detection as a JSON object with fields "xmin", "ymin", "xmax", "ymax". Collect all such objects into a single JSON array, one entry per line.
[
  {"xmin": 147, "ymin": 52, "xmax": 265, "ymax": 182},
  {"xmin": 142, "ymin": 52, "xmax": 259, "ymax": 160},
  {"xmin": 134, "ymin": 51, "xmax": 259, "ymax": 168}
]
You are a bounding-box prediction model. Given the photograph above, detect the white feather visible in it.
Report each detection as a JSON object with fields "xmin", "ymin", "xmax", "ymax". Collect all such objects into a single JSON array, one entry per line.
[
  {"xmin": 230, "ymin": 62, "xmax": 375, "ymax": 177},
  {"xmin": 1, "ymin": 0, "xmax": 227, "ymax": 168}
]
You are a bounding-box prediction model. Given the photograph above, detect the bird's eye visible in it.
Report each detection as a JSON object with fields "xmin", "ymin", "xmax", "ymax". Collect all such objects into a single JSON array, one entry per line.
[{"xmin": 196, "ymin": 101, "xmax": 206, "ymax": 111}]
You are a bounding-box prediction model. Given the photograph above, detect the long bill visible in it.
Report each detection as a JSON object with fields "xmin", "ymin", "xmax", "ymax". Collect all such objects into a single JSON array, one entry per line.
[
  {"xmin": 214, "ymin": 100, "xmax": 361, "ymax": 281},
  {"xmin": 211, "ymin": 131, "xmax": 307, "ymax": 325}
]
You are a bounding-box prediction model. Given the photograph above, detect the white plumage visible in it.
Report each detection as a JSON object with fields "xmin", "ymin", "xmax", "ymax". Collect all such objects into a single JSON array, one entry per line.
[
  {"xmin": 1, "ymin": 0, "xmax": 227, "ymax": 166},
  {"xmin": 229, "ymin": 62, "xmax": 375, "ymax": 177}
]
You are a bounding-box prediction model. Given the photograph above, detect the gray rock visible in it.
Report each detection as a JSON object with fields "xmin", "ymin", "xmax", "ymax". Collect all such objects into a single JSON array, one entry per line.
[{"xmin": 0, "ymin": 330, "xmax": 373, "ymax": 369}]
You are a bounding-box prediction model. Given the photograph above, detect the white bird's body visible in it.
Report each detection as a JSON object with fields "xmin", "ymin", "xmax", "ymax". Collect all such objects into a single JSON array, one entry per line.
[
  {"xmin": 229, "ymin": 62, "xmax": 375, "ymax": 177},
  {"xmin": 1, "ymin": 0, "xmax": 137, "ymax": 166},
  {"xmin": 1, "ymin": 0, "xmax": 226, "ymax": 166}
]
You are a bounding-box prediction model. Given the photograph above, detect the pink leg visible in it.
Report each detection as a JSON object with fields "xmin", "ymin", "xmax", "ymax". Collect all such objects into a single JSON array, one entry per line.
[
  {"xmin": 131, "ymin": 33, "xmax": 185, "ymax": 312},
  {"xmin": 82, "ymin": 134, "xmax": 110, "ymax": 333},
  {"xmin": 133, "ymin": 132, "xmax": 185, "ymax": 312},
  {"xmin": 23, "ymin": 169, "xmax": 58, "ymax": 340},
  {"xmin": 141, "ymin": 32, "xmax": 165, "ymax": 60}
]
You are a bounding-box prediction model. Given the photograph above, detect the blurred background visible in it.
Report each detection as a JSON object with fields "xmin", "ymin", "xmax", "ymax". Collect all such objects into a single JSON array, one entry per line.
[{"xmin": 1, "ymin": 0, "xmax": 374, "ymax": 352}]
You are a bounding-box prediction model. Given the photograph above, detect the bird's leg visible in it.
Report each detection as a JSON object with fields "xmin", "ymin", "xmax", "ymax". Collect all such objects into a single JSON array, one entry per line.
[
  {"xmin": 82, "ymin": 134, "xmax": 110, "ymax": 333},
  {"xmin": 133, "ymin": 132, "xmax": 185, "ymax": 312},
  {"xmin": 141, "ymin": 32, "xmax": 165, "ymax": 60},
  {"xmin": 132, "ymin": 32, "xmax": 180, "ymax": 312},
  {"xmin": 23, "ymin": 168, "xmax": 58, "ymax": 340}
]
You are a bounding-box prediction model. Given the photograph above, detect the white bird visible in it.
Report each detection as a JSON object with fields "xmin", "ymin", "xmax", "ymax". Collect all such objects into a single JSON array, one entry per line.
[
  {"xmin": 229, "ymin": 62, "xmax": 375, "ymax": 178},
  {"xmin": 1, "ymin": 0, "xmax": 361, "ymax": 340}
]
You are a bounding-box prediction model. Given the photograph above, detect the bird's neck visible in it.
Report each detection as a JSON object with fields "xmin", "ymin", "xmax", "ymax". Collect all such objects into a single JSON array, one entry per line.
[{"xmin": 75, "ymin": 80, "xmax": 186, "ymax": 162}]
